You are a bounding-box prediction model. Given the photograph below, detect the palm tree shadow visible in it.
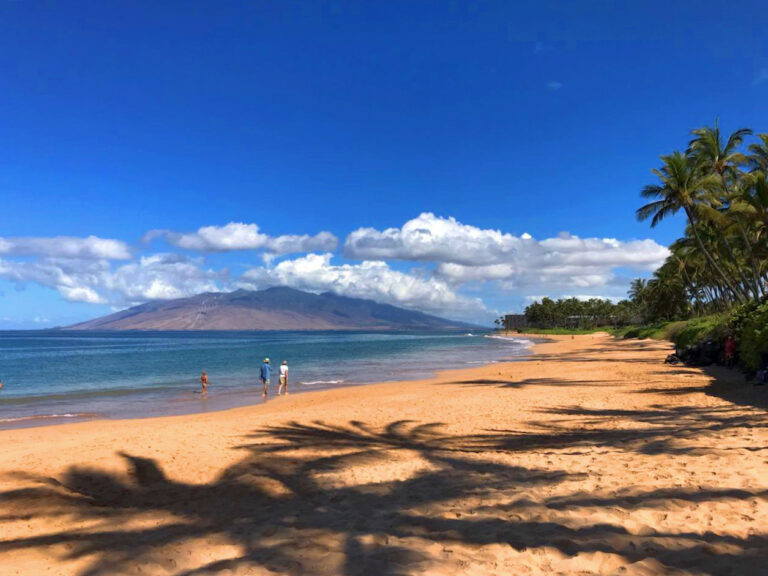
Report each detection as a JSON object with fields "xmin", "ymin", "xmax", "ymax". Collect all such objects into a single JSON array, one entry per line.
[
  {"xmin": 1, "ymin": 419, "xmax": 766, "ymax": 575},
  {"xmin": 0, "ymin": 421, "xmax": 570, "ymax": 575},
  {"xmin": 454, "ymin": 377, "xmax": 615, "ymax": 389}
]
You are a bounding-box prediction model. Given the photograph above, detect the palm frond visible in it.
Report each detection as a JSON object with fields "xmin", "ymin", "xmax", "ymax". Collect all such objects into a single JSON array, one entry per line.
[{"xmin": 636, "ymin": 199, "xmax": 669, "ymax": 222}]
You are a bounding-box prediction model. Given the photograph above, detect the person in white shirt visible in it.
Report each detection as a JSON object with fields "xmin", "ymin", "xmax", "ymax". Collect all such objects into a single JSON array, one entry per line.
[{"xmin": 278, "ymin": 360, "xmax": 289, "ymax": 395}]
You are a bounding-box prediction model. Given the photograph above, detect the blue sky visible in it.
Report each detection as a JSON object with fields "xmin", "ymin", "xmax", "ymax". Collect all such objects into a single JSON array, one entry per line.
[{"xmin": 1, "ymin": 1, "xmax": 766, "ymax": 327}]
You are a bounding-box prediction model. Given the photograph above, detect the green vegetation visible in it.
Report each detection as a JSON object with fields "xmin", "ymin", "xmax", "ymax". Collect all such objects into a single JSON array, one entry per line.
[
  {"xmin": 618, "ymin": 308, "xmax": 767, "ymax": 372},
  {"xmin": 519, "ymin": 121, "xmax": 768, "ymax": 374},
  {"xmin": 630, "ymin": 121, "xmax": 768, "ymax": 372},
  {"xmin": 616, "ymin": 321, "xmax": 687, "ymax": 341},
  {"xmin": 521, "ymin": 297, "xmax": 637, "ymax": 330},
  {"xmin": 515, "ymin": 326, "xmax": 615, "ymax": 335},
  {"xmin": 634, "ymin": 121, "xmax": 767, "ymax": 318},
  {"xmin": 729, "ymin": 301, "xmax": 768, "ymax": 370},
  {"xmin": 671, "ymin": 315, "xmax": 730, "ymax": 349}
]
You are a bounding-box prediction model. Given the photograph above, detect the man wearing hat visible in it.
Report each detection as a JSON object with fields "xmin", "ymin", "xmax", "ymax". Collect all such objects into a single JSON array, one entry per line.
[{"xmin": 260, "ymin": 358, "xmax": 271, "ymax": 397}]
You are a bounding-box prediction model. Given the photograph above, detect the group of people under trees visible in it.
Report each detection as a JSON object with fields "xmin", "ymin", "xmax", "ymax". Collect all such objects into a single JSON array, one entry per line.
[{"xmin": 199, "ymin": 358, "xmax": 289, "ymax": 397}]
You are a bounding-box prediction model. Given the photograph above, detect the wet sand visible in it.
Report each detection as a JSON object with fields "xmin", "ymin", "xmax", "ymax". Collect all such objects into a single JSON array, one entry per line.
[{"xmin": 1, "ymin": 333, "xmax": 766, "ymax": 575}]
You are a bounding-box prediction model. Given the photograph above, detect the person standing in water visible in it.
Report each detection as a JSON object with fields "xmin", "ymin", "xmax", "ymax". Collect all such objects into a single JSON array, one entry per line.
[
  {"xmin": 200, "ymin": 371, "xmax": 208, "ymax": 395},
  {"xmin": 278, "ymin": 360, "xmax": 289, "ymax": 395},
  {"xmin": 260, "ymin": 358, "xmax": 271, "ymax": 397}
]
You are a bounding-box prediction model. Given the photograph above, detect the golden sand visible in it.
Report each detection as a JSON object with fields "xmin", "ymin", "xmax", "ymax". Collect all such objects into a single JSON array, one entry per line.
[{"xmin": 1, "ymin": 334, "xmax": 766, "ymax": 575}]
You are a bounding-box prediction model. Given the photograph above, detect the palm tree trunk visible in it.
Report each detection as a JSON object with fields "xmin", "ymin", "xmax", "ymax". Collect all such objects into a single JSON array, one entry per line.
[
  {"xmin": 716, "ymin": 171, "xmax": 757, "ymax": 300},
  {"xmin": 679, "ymin": 264, "xmax": 702, "ymax": 310},
  {"xmin": 684, "ymin": 206, "xmax": 746, "ymax": 304},
  {"xmin": 676, "ymin": 257, "xmax": 693, "ymax": 299},
  {"xmin": 719, "ymin": 234, "xmax": 757, "ymax": 299},
  {"xmin": 737, "ymin": 224, "xmax": 766, "ymax": 298}
]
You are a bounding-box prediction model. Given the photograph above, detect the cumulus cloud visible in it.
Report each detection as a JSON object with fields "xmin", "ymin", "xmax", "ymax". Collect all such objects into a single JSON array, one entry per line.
[
  {"xmin": 537, "ymin": 235, "xmax": 667, "ymax": 268},
  {"xmin": 344, "ymin": 214, "xmax": 668, "ymax": 295},
  {"xmin": 0, "ymin": 257, "xmax": 110, "ymax": 303},
  {"xmin": 0, "ymin": 254, "xmax": 228, "ymax": 306},
  {"xmin": 436, "ymin": 263, "xmax": 520, "ymax": 283},
  {"xmin": 146, "ymin": 223, "xmax": 338, "ymax": 255},
  {"xmin": 240, "ymin": 253, "xmax": 485, "ymax": 316},
  {"xmin": 0, "ymin": 235, "xmax": 131, "ymax": 260},
  {"xmin": 105, "ymin": 254, "xmax": 227, "ymax": 303},
  {"xmin": 345, "ymin": 213, "xmax": 523, "ymax": 266}
]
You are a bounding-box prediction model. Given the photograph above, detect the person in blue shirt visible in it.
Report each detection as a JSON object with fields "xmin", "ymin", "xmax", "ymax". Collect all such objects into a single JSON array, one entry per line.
[{"xmin": 260, "ymin": 358, "xmax": 271, "ymax": 397}]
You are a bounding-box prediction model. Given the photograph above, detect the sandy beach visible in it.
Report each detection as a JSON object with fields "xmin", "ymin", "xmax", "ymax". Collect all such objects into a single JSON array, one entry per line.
[{"xmin": 1, "ymin": 333, "xmax": 767, "ymax": 575}]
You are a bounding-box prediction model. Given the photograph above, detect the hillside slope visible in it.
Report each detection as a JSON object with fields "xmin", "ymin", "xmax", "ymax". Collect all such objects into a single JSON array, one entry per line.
[{"xmin": 66, "ymin": 287, "xmax": 475, "ymax": 331}]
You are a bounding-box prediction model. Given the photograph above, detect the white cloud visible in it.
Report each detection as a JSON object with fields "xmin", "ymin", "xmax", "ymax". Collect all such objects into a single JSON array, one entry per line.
[
  {"xmin": 436, "ymin": 263, "xmax": 520, "ymax": 283},
  {"xmin": 240, "ymin": 253, "xmax": 485, "ymax": 317},
  {"xmin": 105, "ymin": 253, "xmax": 227, "ymax": 303},
  {"xmin": 546, "ymin": 81, "xmax": 563, "ymax": 91},
  {"xmin": 0, "ymin": 257, "xmax": 110, "ymax": 303},
  {"xmin": 0, "ymin": 236, "xmax": 131, "ymax": 259},
  {"xmin": 0, "ymin": 254, "xmax": 228, "ymax": 306},
  {"xmin": 346, "ymin": 214, "xmax": 666, "ymax": 268},
  {"xmin": 456, "ymin": 263, "xmax": 617, "ymax": 292},
  {"xmin": 59, "ymin": 286, "xmax": 105, "ymax": 304},
  {"xmin": 345, "ymin": 213, "xmax": 524, "ymax": 266},
  {"xmin": 344, "ymin": 214, "xmax": 668, "ymax": 298},
  {"xmin": 147, "ymin": 222, "xmax": 338, "ymax": 255},
  {"xmin": 754, "ymin": 67, "xmax": 768, "ymax": 85},
  {"xmin": 537, "ymin": 235, "xmax": 666, "ymax": 268}
]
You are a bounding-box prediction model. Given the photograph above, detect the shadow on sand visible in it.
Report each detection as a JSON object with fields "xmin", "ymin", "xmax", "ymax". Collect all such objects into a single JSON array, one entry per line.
[
  {"xmin": 2, "ymin": 416, "xmax": 767, "ymax": 575},
  {"xmin": 455, "ymin": 377, "xmax": 615, "ymax": 389}
]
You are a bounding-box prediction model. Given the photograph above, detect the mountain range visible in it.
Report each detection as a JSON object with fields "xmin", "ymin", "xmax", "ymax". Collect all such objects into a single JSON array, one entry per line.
[{"xmin": 66, "ymin": 287, "xmax": 476, "ymax": 331}]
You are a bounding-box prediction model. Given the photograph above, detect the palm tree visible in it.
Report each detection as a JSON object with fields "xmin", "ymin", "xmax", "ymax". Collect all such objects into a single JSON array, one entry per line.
[
  {"xmin": 748, "ymin": 133, "xmax": 768, "ymax": 173},
  {"xmin": 640, "ymin": 260, "xmax": 691, "ymax": 321},
  {"xmin": 744, "ymin": 172, "xmax": 768, "ymax": 243},
  {"xmin": 628, "ymin": 278, "xmax": 649, "ymax": 322},
  {"xmin": 730, "ymin": 171, "xmax": 768, "ymax": 295},
  {"xmin": 636, "ymin": 151, "xmax": 747, "ymax": 303},
  {"xmin": 688, "ymin": 120, "xmax": 752, "ymax": 185},
  {"xmin": 722, "ymin": 172, "xmax": 768, "ymax": 298},
  {"xmin": 628, "ymin": 278, "xmax": 647, "ymax": 302},
  {"xmin": 689, "ymin": 121, "xmax": 759, "ymax": 298}
]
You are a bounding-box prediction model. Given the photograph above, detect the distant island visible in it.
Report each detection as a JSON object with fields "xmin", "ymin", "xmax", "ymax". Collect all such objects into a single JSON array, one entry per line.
[{"xmin": 65, "ymin": 287, "xmax": 477, "ymax": 331}]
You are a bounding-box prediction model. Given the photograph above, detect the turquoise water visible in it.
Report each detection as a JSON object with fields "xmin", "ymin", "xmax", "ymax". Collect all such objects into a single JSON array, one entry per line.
[{"xmin": 0, "ymin": 330, "xmax": 532, "ymax": 428}]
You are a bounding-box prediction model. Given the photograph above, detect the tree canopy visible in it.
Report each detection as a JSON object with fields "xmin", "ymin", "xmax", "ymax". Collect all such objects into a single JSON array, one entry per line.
[{"xmin": 633, "ymin": 120, "xmax": 768, "ymax": 321}]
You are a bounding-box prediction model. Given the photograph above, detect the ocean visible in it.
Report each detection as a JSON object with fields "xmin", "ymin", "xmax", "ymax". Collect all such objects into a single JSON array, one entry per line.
[{"xmin": 0, "ymin": 330, "xmax": 532, "ymax": 429}]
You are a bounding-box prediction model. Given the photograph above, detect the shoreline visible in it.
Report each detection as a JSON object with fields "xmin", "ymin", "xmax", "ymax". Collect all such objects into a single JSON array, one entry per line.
[
  {"xmin": 2, "ymin": 333, "xmax": 766, "ymax": 575},
  {"xmin": 0, "ymin": 333, "xmax": 539, "ymax": 431}
]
